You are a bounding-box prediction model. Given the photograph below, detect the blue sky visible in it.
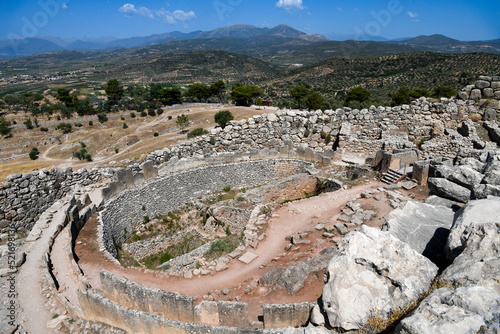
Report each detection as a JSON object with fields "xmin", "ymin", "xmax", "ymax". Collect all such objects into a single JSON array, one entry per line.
[{"xmin": 1, "ymin": 0, "xmax": 499, "ymax": 41}]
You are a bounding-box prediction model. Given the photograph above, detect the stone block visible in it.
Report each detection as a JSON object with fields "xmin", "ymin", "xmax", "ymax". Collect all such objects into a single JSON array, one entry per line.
[
  {"xmin": 412, "ymin": 160, "xmax": 430, "ymax": 185},
  {"xmin": 218, "ymin": 301, "xmax": 249, "ymax": 327},
  {"xmin": 175, "ymin": 294, "xmax": 195, "ymax": 322},
  {"xmin": 195, "ymin": 301, "xmax": 220, "ymax": 326},
  {"xmin": 263, "ymin": 304, "xmax": 293, "ymax": 329},
  {"xmin": 142, "ymin": 160, "xmax": 158, "ymax": 180},
  {"xmin": 470, "ymin": 89, "xmax": 482, "ymax": 100},
  {"xmin": 475, "ymin": 80, "xmax": 490, "ymax": 89}
]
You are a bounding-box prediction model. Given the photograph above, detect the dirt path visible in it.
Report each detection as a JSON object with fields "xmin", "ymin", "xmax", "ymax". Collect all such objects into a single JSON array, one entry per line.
[
  {"xmin": 17, "ymin": 200, "xmax": 70, "ymax": 334},
  {"xmin": 50, "ymin": 225, "xmax": 82, "ymax": 307},
  {"xmin": 77, "ymin": 181, "xmax": 382, "ymax": 297}
]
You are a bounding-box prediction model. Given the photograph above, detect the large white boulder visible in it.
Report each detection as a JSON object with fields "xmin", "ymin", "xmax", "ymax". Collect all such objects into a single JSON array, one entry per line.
[
  {"xmin": 442, "ymin": 221, "xmax": 500, "ymax": 293},
  {"xmin": 382, "ymin": 201, "xmax": 453, "ymax": 267},
  {"xmin": 321, "ymin": 226, "xmax": 438, "ymax": 332},
  {"xmin": 396, "ymin": 286, "xmax": 500, "ymax": 334},
  {"xmin": 445, "ymin": 198, "xmax": 500, "ymax": 261}
]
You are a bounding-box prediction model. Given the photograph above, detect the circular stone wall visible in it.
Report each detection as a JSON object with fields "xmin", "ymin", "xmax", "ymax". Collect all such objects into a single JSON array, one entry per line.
[{"xmin": 100, "ymin": 159, "xmax": 313, "ymax": 258}]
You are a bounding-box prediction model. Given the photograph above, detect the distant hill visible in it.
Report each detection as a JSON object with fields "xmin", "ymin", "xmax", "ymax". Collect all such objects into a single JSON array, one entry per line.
[
  {"xmin": 0, "ymin": 24, "xmax": 328, "ymax": 59},
  {"xmin": 0, "ymin": 38, "xmax": 63, "ymax": 59},
  {"xmin": 394, "ymin": 34, "xmax": 500, "ymax": 54}
]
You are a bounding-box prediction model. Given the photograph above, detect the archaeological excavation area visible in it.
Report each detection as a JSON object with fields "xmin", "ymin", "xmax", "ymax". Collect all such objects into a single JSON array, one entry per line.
[{"xmin": 1, "ymin": 75, "xmax": 500, "ymax": 333}]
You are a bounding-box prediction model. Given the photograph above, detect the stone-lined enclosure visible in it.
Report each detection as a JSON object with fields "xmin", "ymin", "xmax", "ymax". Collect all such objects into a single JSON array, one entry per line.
[{"xmin": 100, "ymin": 159, "xmax": 313, "ymax": 258}]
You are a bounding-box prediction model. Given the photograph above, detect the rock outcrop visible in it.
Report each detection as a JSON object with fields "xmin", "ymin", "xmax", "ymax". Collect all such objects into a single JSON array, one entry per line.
[
  {"xmin": 444, "ymin": 198, "xmax": 500, "ymax": 261},
  {"xmin": 442, "ymin": 221, "xmax": 500, "ymax": 293},
  {"xmin": 321, "ymin": 226, "xmax": 438, "ymax": 332},
  {"xmin": 382, "ymin": 201, "xmax": 454, "ymax": 268},
  {"xmin": 395, "ymin": 286, "xmax": 500, "ymax": 334},
  {"xmin": 427, "ymin": 177, "xmax": 471, "ymax": 203}
]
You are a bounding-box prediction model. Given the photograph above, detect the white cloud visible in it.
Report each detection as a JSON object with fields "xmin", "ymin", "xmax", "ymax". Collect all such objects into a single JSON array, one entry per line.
[
  {"xmin": 156, "ymin": 9, "xmax": 196, "ymax": 24},
  {"xmin": 119, "ymin": 3, "xmax": 196, "ymax": 24},
  {"xmin": 61, "ymin": 3, "xmax": 68, "ymax": 10},
  {"xmin": 407, "ymin": 11, "xmax": 419, "ymax": 22},
  {"xmin": 276, "ymin": 0, "xmax": 304, "ymax": 12},
  {"xmin": 337, "ymin": 7, "xmax": 343, "ymax": 12},
  {"xmin": 354, "ymin": 8, "xmax": 359, "ymax": 12}
]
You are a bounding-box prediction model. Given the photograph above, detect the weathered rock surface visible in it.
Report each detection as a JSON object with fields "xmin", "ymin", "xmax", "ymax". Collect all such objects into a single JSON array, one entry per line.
[
  {"xmin": 382, "ymin": 201, "xmax": 454, "ymax": 267},
  {"xmin": 446, "ymin": 166, "xmax": 483, "ymax": 190},
  {"xmin": 427, "ymin": 178, "xmax": 471, "ymax": 203},
  {"xmin": 442, "ymin": 221, "xmax": 500, "ymax": 293},
  {"xmin": 321, "ymin": 226, "xmax": 438, "ymax": 332},
  {"xmin": 424, "ymin": 195, "xmax": 460, "ymax": 211},
  {"xmin": 259, "ymin": 247, "xmax": 337, "ymax": 294},
  {"xmin": 445, "ymin": 198, "xmax": 500, "ymax": 261},
  {"xmin": 395, "ymin": 286, "xmax": 500, "ymax": 334}
]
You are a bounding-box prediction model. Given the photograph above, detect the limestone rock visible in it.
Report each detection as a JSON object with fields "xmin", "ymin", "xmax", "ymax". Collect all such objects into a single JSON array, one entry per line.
[
  {"xmin": 382, "ymin": 201, "xmax": 453, "ymax": 267},
  {"xmin": 472, "ymin": 184, "xmax": 500, "ymax": 199},
  {"xmin": 446, "ymin": 166, "xmax": 483, "ymax": 190},
  {"xmin": 442, "ymin": 221, "xmax": 500, "ymax": 293},
  {"xmin": 427, "ymin": 178, "xmax": 471, "ymax": 203},
  {"xmin": 395, "ymin": 286, "xmax": 500, "ymax": 334},
  {"xmin": 424, "ymin": 195, "xmax": 460, "ymax": 211},
  {"xmin": 321, "ymin": 226, "xmax": 438, "ymax": 332},
  {"xmin": 445, "ymin": 198, "xmax": 500, "ymax": 261}
]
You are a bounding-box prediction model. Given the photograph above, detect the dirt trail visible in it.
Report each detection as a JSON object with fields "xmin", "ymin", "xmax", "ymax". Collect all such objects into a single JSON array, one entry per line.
[
  {"xmin": 78, "ymin": 181, "xmax": 382, "ymax": 297},
  {"xmin": 17, "ymin": 201, "xmax": 69, "ymax": 334},
  {"xmin": 50, "ymin": 225, "xmax": 82, "ymax": 307}
]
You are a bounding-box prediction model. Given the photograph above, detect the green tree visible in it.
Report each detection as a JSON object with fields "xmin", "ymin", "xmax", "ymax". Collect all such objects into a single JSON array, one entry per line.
[
  {"xmin": 158, "ymin": 87, "xmax": 182, "ymax": 105},
  {"xmin": 230, "ymin": 83, "xmax": 263, "ymax": 106},
  {"xmin": 289, "ymin": 85, "xmax": 310, "ymax": 110},
  {"xmin": 176, "ymin": 114, "xmax": 189, "ymax": 131},
  {"xmin": 29, "ymin": 147, "xmax": 39, "ymax": 160},
  {"xmin": 105, "ymin": 79, "xmax": 124, "ymax": 107},
  {"xmin": 0, "ymin": 117, "xmax": 12, "ymax": 136},
  {"xmin": 433, "ymin": 86, "xmax": 457, "ymax": 98},
  {"xmin": 184, "ymin": 84, "xmax": 211, "ymax": 102},
  {"xmin": 76, "ymin": 99, "xmax": 95, "ymax": 116},
  {"xmin": 214, "ymin": 110, "xmax": 234, "ymax": 128},
  {"xmin": 56, "ymin": 88, "xmax": 78, "ymax": 108},
  {"xmin": 305, "ymin": 92, "xmax": 325, "ymax": 111},
  {"xmin": 389, "ymin": 86, "xmax": 411, "ymax": 106},
  {"xmin": 410, "ymin": 88, "xmax": 431, "ymax": 99},
  {"xmin": 210, "ymin": 80, "xmax": 226, "ymax": 103},
  {"xmin": 345, "ymin": 87, "xmax": 371, "ymax": 105}
]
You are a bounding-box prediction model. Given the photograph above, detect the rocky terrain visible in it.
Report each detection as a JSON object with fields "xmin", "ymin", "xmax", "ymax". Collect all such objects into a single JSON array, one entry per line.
[{"xmin": 0, "ymin": 75, "xmax": 499, "ymax": 334}]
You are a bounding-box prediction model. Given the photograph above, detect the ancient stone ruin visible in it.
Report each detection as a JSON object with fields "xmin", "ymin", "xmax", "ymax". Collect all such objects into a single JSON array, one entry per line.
[{"xmin": 1, "ymin": 76, "xmax": 500, "ymax": 334}]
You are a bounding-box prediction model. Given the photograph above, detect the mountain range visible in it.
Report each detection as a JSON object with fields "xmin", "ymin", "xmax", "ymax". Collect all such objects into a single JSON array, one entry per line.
[{"xmin": 0, "ymin": 24, "xmax": 498, "ymax": 60}]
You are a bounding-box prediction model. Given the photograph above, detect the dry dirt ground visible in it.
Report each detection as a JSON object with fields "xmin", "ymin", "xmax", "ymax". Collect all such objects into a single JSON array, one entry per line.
[
  {"xmin": 0, "ymin": 105, "xmax": 274, "ymax": 180},
  {"xmin": 75, "ymin": 180, "xmax": 431, "ymax": 322}
]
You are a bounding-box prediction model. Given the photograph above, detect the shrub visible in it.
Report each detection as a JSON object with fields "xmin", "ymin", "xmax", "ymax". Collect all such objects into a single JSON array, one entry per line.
[
  {"xmin": 148, "ymin": 109, "xmax": 156, "ymax": 117},
  {"xmin": 74, "ymin": 123, "xmax": 82, "ymax": 127},
  {"xmin": 130, "ymin": 112, "xmax": 136, "ymax": 118},
  {"xmin": 97, "ymin": 113, "xmax": 108, "ymax": 123},
  {"xmin": 0, "ymin": 117, "xmax": 11, "ymax": 136},
  {"xmin": 123, "ymin": 123, "xmax": 128, "ymax": 129},
  {"xmin": 88, "ymin": 121, "xmax": 93, "ymax": 126},
  {"xmin": 187, "ymin": 127, "xmax": 209, "ymax": 138},
  {"xmin": 168, "ymin": 115, "xmax": 172, "ymax": 120},
  {"xmin": 433, "ymin": 86, "xmax": 457, "ymax": 98},
  {"xmin": 29, "ymin": 147, "xmax": 39, "ymax": 160},
  {"xmin": 56, "ymin": 123, "xmax": 72, "ymax": 133},
  {"xmin": 214, "ymin": 110, "xmax": 234, "ymax": 128},
  {"xmin": 223, "ymin": 186, "xmax": 231, "ymax": 192},
  {"xmin": 140, "ymin": 111, "xmax": 147, "ymax": 117},
  {"xmin": 176, "ymin": 114, "xmax": 189, "ymax": 131},
  {"xmin": 121, "ymin": 116, "xmax": 125, "ymax": 120},
  {"xmin": 115, "ymin": 148, "xmax": 119, "ymax": 153},
  {"xmin": 157, "ymin": 109, "xmax": 163, "ymax": 115},
  {"xmin": 40, "ymin": 127, "xmax": 49, "ymax": 132},
  {"xmin": 144, "ymin": 216, "xmax": 150, "ymax": 223},
  {"xmin": 304, "ymin": 129, "xmax": 310, "ymax": 137},
  {"xmin": 153, "ymin": 132, "xmax": 159, "ymax": 137},
  {"xmin": 24, "ymin": 118, "xmax": 33, "ymax": 129}
]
